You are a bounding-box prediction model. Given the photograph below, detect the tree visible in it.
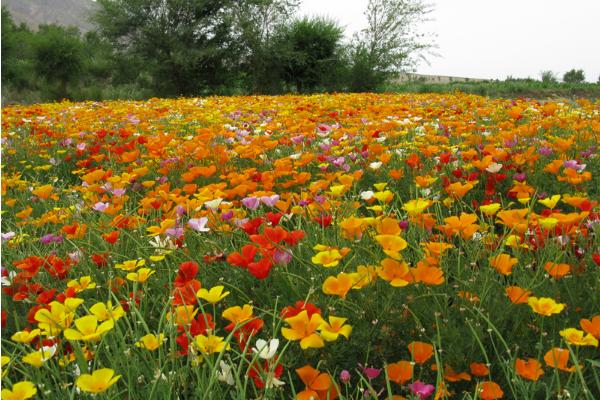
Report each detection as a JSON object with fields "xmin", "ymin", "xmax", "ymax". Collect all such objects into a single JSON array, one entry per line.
[
  {"xmin": 540, "ymin": 70, "xmax": 557, "ymax": 84},
  {"xmin": 562, "ymin": 69, "xmax": 585, "ymax": 83},
  {"xmin": 275, "ymin": 17, "xmax": 344, "ymax": 93},
  {"xmin": 1, "ymin": 7, "xmax": 35, "ymax": 90},
  {"xmin": 350, "ymin": 0, "xmax": 434, "ymax": 91},
  {"xmin": 231, "ymin": 0, "xmax": 299, "ymax": 93},
  {"xmin": 95, "ymin": 0, "xmax": 240, "ymax": 96},
  {"xmin": 32, "ymin": 25, "xmax": 85, "ymax": 99}
]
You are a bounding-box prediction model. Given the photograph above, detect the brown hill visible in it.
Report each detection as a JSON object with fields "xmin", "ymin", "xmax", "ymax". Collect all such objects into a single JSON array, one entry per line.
[{"xmin": 2, "ymin": 0, "xmax": 99, "ymax": 33}]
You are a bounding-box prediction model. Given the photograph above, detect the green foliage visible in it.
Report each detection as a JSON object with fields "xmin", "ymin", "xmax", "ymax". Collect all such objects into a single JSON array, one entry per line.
[
  {"xmin": 31, "ymin": 25, "xmax": 85, "ymax": 99},
  {"xmin": 350, "ymin": 0, "xmax": 434, "ymax": 91},
  {"xmin": 274, "ymin": 17, "xmax": 345, "ymax": 93},
  {"xmin": 563, "ymin": 69, "xmax": 586, "ymax": 83},
  {"xmin": 540, "ymin": 70, "xmax": 557, "ymax": 84},
  {"xmin": 95, "ymin": 0, "xmax": 241, "ymax": 97}
]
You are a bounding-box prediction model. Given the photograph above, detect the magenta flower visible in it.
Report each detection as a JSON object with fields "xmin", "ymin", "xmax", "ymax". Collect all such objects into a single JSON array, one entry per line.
[
  {"xmin": 358, "ymin": 364, "xmax": 381, "ymax": 380},
  {"xmin": 339, "ymin": 370, "xmax": 351, "ymax": 383},
  {"xmin": 408, "ymin": 381, "xmax": 435, "ymax": 399}
]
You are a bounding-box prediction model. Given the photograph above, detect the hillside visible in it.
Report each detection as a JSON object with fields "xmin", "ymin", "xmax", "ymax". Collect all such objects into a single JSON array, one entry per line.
[{"xmin": 2, "ymin": 0, "xmax": 98, "ymax": 32}]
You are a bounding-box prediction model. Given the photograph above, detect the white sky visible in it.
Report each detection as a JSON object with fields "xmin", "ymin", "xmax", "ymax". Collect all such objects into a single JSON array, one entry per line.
[{"xmin": 299, "ymin": 0, "xmax": 600, "ymax": 81}]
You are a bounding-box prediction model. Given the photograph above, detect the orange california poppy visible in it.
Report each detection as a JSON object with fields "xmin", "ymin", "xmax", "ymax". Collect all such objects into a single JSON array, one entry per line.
[
  {"xmin": 515, "ymin": 358, "xmax": 544, "ymax": 381},
  {"xmin": 408, "ymin": 341, "xmax": 434, "ymax": 364}
]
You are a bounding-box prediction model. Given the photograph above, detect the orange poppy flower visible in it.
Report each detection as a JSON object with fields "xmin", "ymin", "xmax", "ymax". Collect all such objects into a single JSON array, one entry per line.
[
  {"xmin": 386, "ymin": 361, "xmax": 413, "ymax": 385},
  {"xmin": 544, "ymin": 262, "xmax": 571, "ymax": 279},
  {"xmin": 515, "ymin": 358, "xmax": 544, "ymax": 381},
  {"xmin": 441, "ymin": 213, "xmax": 480, "ymax": 240},
  {"xmin": 505, "ymin": 286, "xmax": 531, "ymax": 304},
  {"xmin": 295, "ymin": 365, "xmax": 338, "ymax": 400},
  {"xmin": 322, "ymin": 273, "xmax": 354, "ymax": 298},
  {"xmin": 496, "ymin": 209, "xmax": 530, "ymax": 234},
  {"xmin": 469, "ymin": 362, "xmax": 490, "ymax": 377},
  {"xmin": 580, "ymin": 315, "xmax": 600, "ymax": 338},
  {"xmin": 543, "ymin": 348, "xmax": 576, "ymax": 372},
  {"xmin": 489, "ymin": 254, "xmax": 518, "ymax": 276},
  {"xmin": 478, "ymin": 381, "xmax": 504, "ymax": 400},
  {"xmin": 408, "ymin": 341, "xmax": 434, "ymax": 364}
]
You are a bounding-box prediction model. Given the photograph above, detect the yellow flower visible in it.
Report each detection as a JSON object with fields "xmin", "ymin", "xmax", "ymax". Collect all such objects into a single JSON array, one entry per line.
[
  {"xmin": 146, "ymin": 218, "xmax": 176, "ymax": 236},
  {"xmin": 373, "ymin": 190, "xmax": 394, "ymax": 203},
  {"xmin": 402, "ymin": 199, "xmax": 432, "ymax": 216},
  {"xmin": 66, "ymin": 276, "xmax": 96, "ymax": 293},
  {"xmin": 63, "ymin": 315, "xmax": 114, "ymax": 342},
  {"xmin": 194, "ymin": 334, "xmax": 230, "ymax": 355},
  {"xmin": 311, "ymin": 245, "xmax": 349, "ymax": 267},
  {"xmin": 528, "ymin": 297, "xmax": 565, "ymax": 317},
  {"xmin": 479, "ymin": 203, "xmax": 501, "ymax": 216},
  {"xmin": 1, "ymin": 381, "xmax": 37, "ymax": 400},
  {"xmin": 559, "ymin": 328, "xmax": 598, "ymax": 347},
  {"xmin": 34, "ymin": 298, "xmax": 84, "ymax": 335},
  {"xmin": 115, "ymin": 259, "xmax": 146, "ymax": 271},
  {"xmin": 135, "ymin": 333, "xmax": 166, "ymax": 351},
  {"xmin": 319, "ymin": 316, "xmax": 352, "ymax": 342},
  {"xmin": 11, "ymin": 329, "xmax": 41, "ymax": 344},
  {"xmin": 76, "ymin": 368, "xmax": 121, "ymax": 394},
  {"xmin": 1, "ymin": 355, "xmax": 10, "ymax": 377},
  {"xmin": 89, "ymin": 301, "xmax": 125, "ymax": 322},
  {"xmin": 538, "ymin": 217, "xmax": 558, "ymax": 230},
  {"xmin": 126, "ymin": 267, "xmax": 156, "ymax": 283},
  {"xmin": 197, "ymin": 285, "xmax": 230, "ymax": 304},
  {"xmin": 22, "ymin": 346, "xmax": 55, "ymax": 368},
  {"xmin": 222, "ymin": 305, "xmax": 254, "ymax": 325},
  {"xmin": 539, "ymin": 195, "xmax": 561, "ymax": 209},
  {"xmin": 167, "ymin": 305, "xmax": 197, "ymax": 327},
  {"xmin": 281, "ymin": 310, "xmax": 325, "ymax": 349}
]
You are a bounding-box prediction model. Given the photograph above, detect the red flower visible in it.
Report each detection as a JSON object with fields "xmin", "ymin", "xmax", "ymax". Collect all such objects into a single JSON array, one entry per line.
[
  {"xmin": 315, "ymin": 214, "xmax": 332, "ymax": 228},
  {"xmin": 242, "ymin": 218, "xmax": 263, "ymax": 235},
  {"xmin": 228, "ymin": 245, "xmax": 258, "ymax": 268},
  {"xmin": 280, "ymin": 301, "xmax": 322, "ymax": 319},
  {"xmin": 174, "ymin": 261, "xmax": 199, "ymax": 287},
  {"xmin": 248, "ymin": 257, "xmax": 273, "ymax": 279}
]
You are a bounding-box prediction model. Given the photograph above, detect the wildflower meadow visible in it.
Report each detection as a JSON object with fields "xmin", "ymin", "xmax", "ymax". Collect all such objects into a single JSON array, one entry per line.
[{"xmin": 1, "ymin": 93, "xmax": 599, "ymax": 399}]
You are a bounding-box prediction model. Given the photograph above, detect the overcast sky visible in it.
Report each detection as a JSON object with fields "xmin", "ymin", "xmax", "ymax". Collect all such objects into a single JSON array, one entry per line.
[{"xmin": 299, "ymin": 0, "xmax": 600, "ymax": 81}]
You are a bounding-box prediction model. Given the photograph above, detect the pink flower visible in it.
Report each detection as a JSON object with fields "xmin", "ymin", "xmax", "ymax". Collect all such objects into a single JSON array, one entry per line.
[
  {"xmin": 260, "ymin": 195, "xmax": 280, "ymax": 207},
  {"xmin": 408, "ymin": 381, "xmax": 435, "ymax": 399},
  {"xmin": 188, "ymin": 218, "xmax": 210, "ymax": 232},
  {"xmin": 241, "ymin": 197, "xmax": 260, "ymax": 210}
]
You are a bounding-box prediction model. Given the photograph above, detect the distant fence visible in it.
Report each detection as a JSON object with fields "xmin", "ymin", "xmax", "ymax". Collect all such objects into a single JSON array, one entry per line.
[{"xmin": 393, "ymin": 73, "xmax": 490, "ymax": 84}]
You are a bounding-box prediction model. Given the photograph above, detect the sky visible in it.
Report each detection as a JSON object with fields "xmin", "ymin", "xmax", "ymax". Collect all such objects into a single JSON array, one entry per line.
[{"xmin": 299, "ymin": 0, "xmax": 600, "ymax": 82}]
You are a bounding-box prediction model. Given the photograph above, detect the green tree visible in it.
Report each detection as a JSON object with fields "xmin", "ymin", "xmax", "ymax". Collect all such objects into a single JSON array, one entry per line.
[
  {"xmin": 95, "ymin": 0, "xmax": 240, "ymax": 96},
  {"xmin": 1, "ymin": 7, "xmax": 35, "ymax": 90},
  {"xmin": 350, "ymin": 0, "xmax": 434, "ymax": 91},
  {"xmin": 275, "ymin": 17, "xmax": 344, "ymax": 93},
  {"xmin": 562, "ymin": 69, "xmax": 585, "ymax": 83},
  {"xmin": 231, "ymin": 0, "xmax": 299, "ymax": 93},
  {"xmin": 540, "ymin": 70, "xmax": 557, "ymax": 84},
  {"xmin": 32, "ymin": 25, "xmax": 85, "ymax": 99}
]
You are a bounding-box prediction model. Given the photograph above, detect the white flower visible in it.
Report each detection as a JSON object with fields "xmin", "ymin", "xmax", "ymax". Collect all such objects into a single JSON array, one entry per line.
[
  {"xmin": 252, "ymin": 338, "xmax": 279, "ymax": 360},
  {"xmin": 265, "ymin": 374, "xmax": 285, "ymax": 389},
  {"xmin": 217, "ymin": 361, "xmax": 235, "ymax": 385},
  {"xmin": 485, "ymin": 162, "xmax": 503, "ymax": 174},
  {"xmin": 360, "ymin": 191, "xmax": 374, "ymax": 201},
  {"xmin": 369, "ymin": 161, "xmax": 382, "ymax": 170},
  {"xmin": 204, "ymin": 198, "xmax": 223, "ymax": 210}
]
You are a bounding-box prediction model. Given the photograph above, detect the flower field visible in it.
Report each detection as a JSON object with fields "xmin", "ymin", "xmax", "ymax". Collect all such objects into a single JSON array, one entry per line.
[{"xmin": 1, "ymin": 93, "xmax": 599, "ymax": 399}]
